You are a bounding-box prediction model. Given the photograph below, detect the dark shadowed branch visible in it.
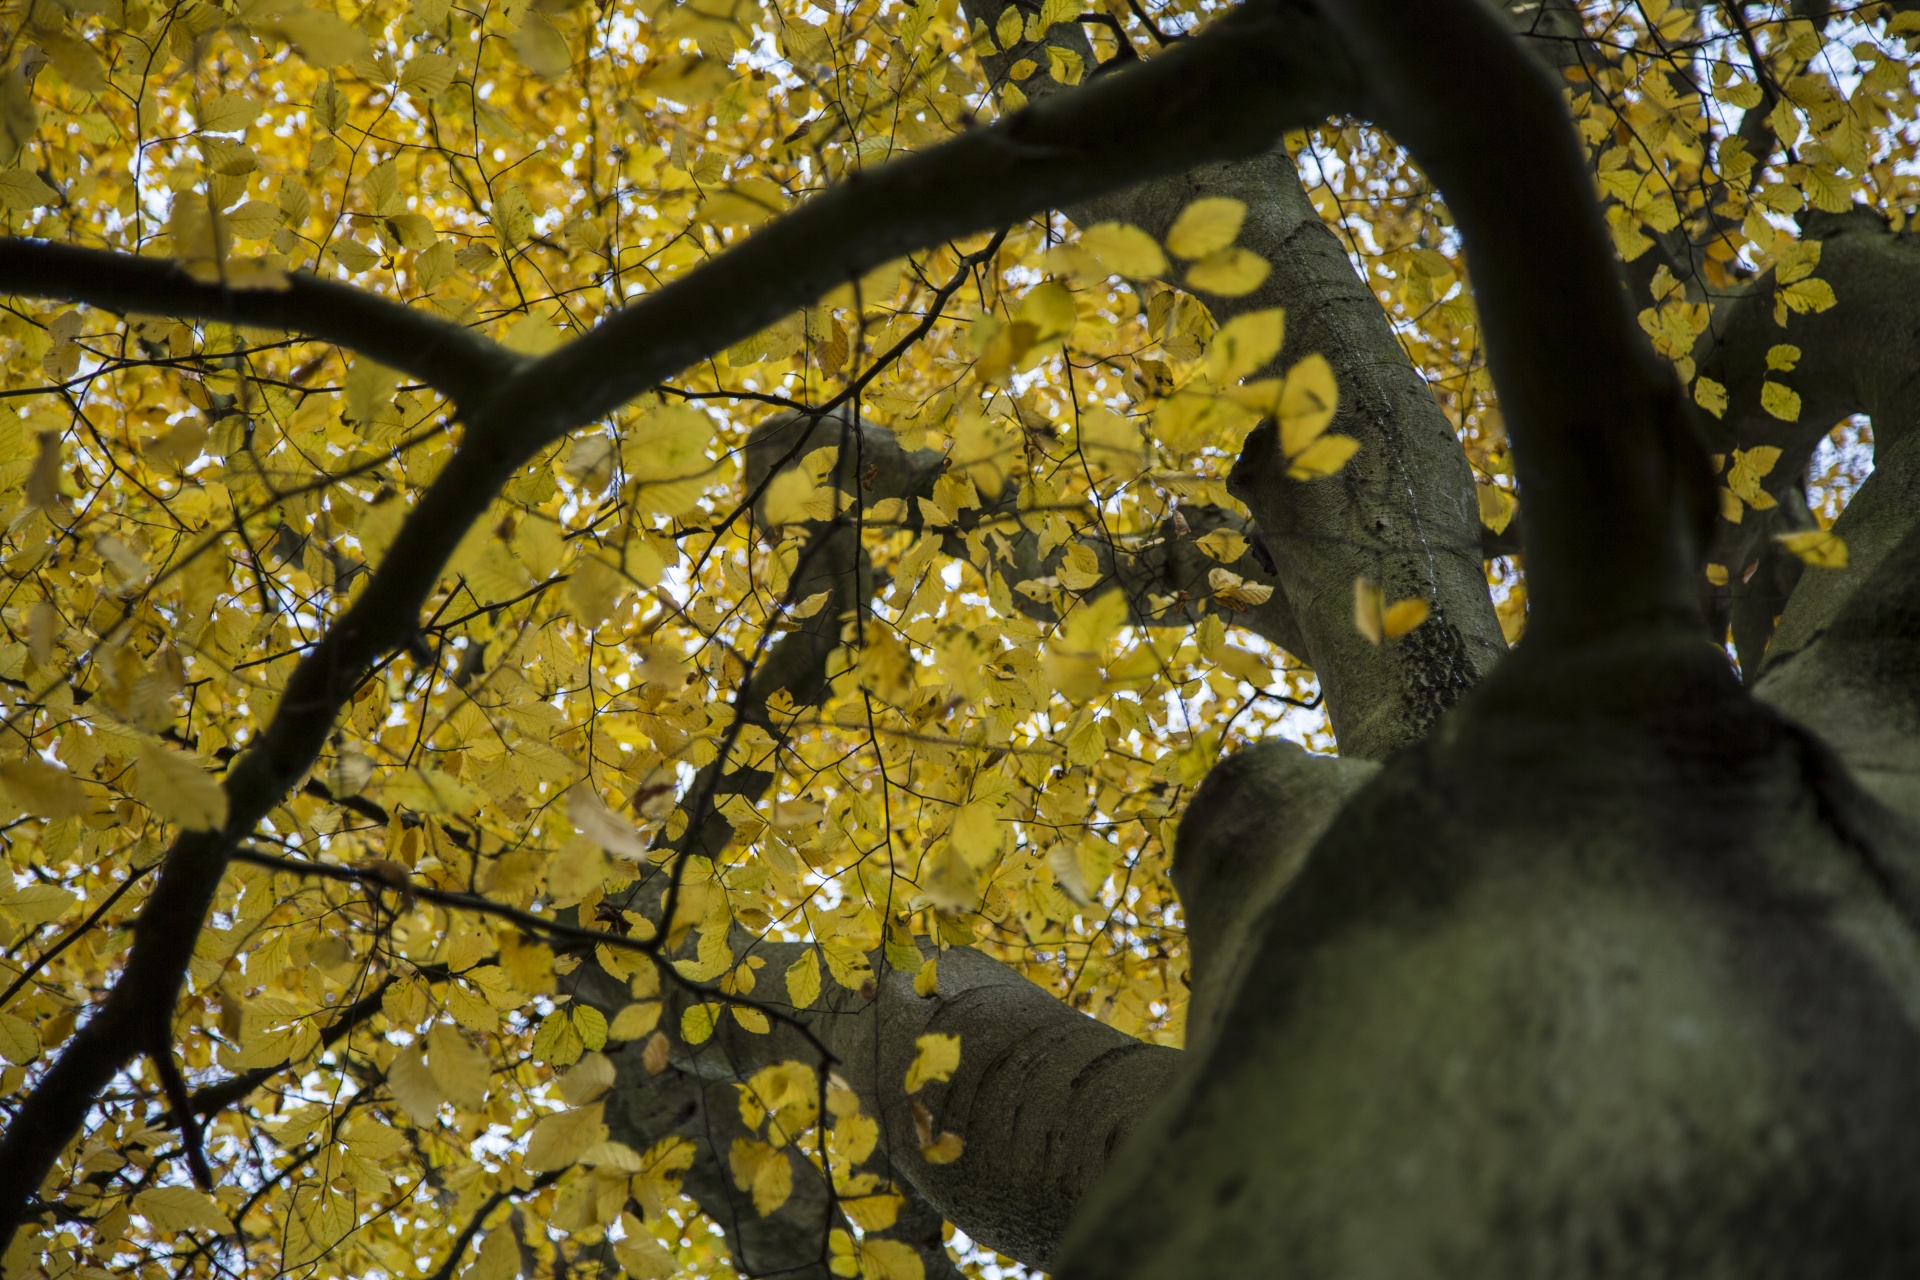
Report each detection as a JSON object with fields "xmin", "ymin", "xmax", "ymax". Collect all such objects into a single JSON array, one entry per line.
[
  {"xmin": 1320, "ymin": 0, "xmax": 1714, "ymax": 641},
  {"xmin": 0, "ymin": 240, "xmax": 516, "ymax": 408}
]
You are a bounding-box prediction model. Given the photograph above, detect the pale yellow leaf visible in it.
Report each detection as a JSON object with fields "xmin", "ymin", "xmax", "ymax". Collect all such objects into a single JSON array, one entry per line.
[
  {"xmin": 426, "ymin": 1022, "xmax": 490, "ymax": 1110},
  {"xmin": 135, "ymin": 744, "xmax": 229, "ymax": 831},
  {"xmin": 1077, "ymin": 223, "xmax": 1168, "ymax": 279},
  {"xmin": 1775, "ymin": 529, "xmax": 1848, "ymax": 569},
  {"xmin": 1206, "ymin": 309, "xmax": 1283, "ymax": 385},
  {"xmin": 133, "ymin": 1187, "xmax": 231, "ymax": 1235},
  {"xmin": 1185, "ymin": 246, "xmax": 1271, "ymax": 296},
  {"xmin": 526, "ymin": 1101, "xmax": 608, "ymax": 1170},
  {"xmin": 1192, "ymin": 529, "xmax": 1249, "ymax": 563},
  {"xmin": 681, "ymin": 1002, "xmax": 722, "ymax": 1044},
  {"xmin": 609, "ymin": 1000, "xmax": 663, "ymax": 1040},
  {"xmin": 786, "ymin": 949, "xmax": 822, "ymax": 1009},
  {"xmin": 0, "ymin": 756, "xmax": 92, "ymax": 818},
  {"xmin": 1166, "ymin": 196, "xmax": 1246, "ymax": 260},
  {"xmin": 904, "ymin": 1032, "xmax": 961, "ymax": 1093},
  {"xmin": 0, "ymin": 1012, "xmax": 38, "ymax": 1064}
]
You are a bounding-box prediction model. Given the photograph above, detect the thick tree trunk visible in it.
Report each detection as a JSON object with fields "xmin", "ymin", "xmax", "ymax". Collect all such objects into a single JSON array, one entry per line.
[{"xmin": 1057, "ymin": 630, "xmax": 1920, "ymax": 1278}]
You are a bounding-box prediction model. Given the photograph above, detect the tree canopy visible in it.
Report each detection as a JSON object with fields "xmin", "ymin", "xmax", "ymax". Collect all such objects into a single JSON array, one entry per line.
[{"xmin": 0, "ymin": 0, "xmax": 1914, "ymax": 1277}]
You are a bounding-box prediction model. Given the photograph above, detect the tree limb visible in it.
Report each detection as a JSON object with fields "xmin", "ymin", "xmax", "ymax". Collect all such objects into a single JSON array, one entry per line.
[{"xmin": 0, "ymin": 239, "xmax": 516, "ymax": 409}]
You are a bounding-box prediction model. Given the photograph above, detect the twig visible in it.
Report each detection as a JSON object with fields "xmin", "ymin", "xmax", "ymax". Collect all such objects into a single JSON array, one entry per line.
[
  {"xmin": 0, "ymin": 862, "xmax": 159, "ymax": 1010},
  {"xmin": 148, "ymin": 1033, "xmax": 214, "ymax": 1190},
  {"xmin": 424, "ymin": 1169, "xmax": 565, "ymax": 1280}
]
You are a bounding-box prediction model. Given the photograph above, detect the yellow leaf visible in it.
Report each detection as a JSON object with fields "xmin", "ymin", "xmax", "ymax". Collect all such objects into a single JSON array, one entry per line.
[
  {"xmin": 1353, "ymin": 578, "xmax": 1381, "ymax": 645},
  {"xmin": 1185, "ymin": 246, "xmax": 1271, "ymax": 297},
  {"xmin": 387, "ymin": 1047, "xmax": 443, "ymax": 1123},
  {"xmin": 995, "ymin": 6, "xmax": 1024, "ymax": 48},
  {"xmin": 511, "ymin": 13, "xmax": 572, "ymax": 76},
  {"xmin": 1727, "ymin": 445, "xmax": 1783, "ymax": 504},
  {"xmin": 1045, "ymin": 45, "xmax": 1084, "ymax": 85},
  {"xmin": 1193, "ymin": 529, "xmax": 1248, "ymax": 562},
  {"xmin": 786, "ymin": 949, "xmax": 821, "ymax": 1009},
  {"xmin": 913, "ymin": 957, "xmax": 939, "ymax": 998},
  {"xmin": 1277, "ymin": 354, "xmax": 1339, "ymax": 456},
  {"xmin": 503, "ymin": 314, "xmax": 563, "ymax": 355},
  {"xmin": 635, "ymin": 55, "xmax": 734, "ymax": 106},
  {"xmin": 135, "ymin": 744, "xmax": 229, "ymax": 831},
  {"xmin": 0, "ymin": 169, "xmax": 56, "ymax": 211},
  {"xmin": 1077, "ymin": 223, "xmax": 1168, "ymax": 279},
  {"xmin": 609, "ymin": 1000, "xmax": 663, "ymax": 1040},
  {"xmin": 573, "ymin": 1004, "xmax": 608, "ymax": 1051},
  {"xmin": 1478, "ymin": 483, "xmax": 1517, "ymax": 535},
  {"xmin": 426, "ymin": 1022, "xmax": 491, "ymax": 1110},
  {"xmin": 615, "ymin": 1217, "xmax": 676, "ymax": 1280},
  {"xmin": 1383, "ymin": 597, "xmax": 1430, "ymax": 640},
  {"xmin": 133, "ymin": 1187, "xmax": 232, "ymax": 1235},
  {"xmin": 1766, "ymin": 343, "xmax": 1801, "ymax": 372},
  {"xmin": 729, "ymin": 1138, "xmax": 795, "ymax": 1216},
  {"xmin": 904, "ymin": 1032, "xmax": 961, "ymax": 1093},
  {"xmin": 1286, "ymin": 433, "xmax": 1359, "ymax": 481},
  {"xmin": 1761, "ymin": 381, "xmax": 1801, "ymax": 422},
  {"xmin": 859, "ymin": 1238, "xmax": 926, "ymax": 1280},
  {"xmin": 681, "ymin": 1002, "xmax": 722, "ymax": 1044},
  {"xmin": 762, "ymin": 466, "xmax": 819, "ymax": 527},
  {"xmin": 254, "ymin": 8, "xmax": 369, "ymax": 67},
  {"xmin": 843, "ymin": 1191, "xmax": 903, "ymax": 1232},
  {"xmin": 1694, "ymin": 376, "xmax": 1729, "ymax": 419},
  {"xmin": 1206, "ymin": 309, "xmax": 1284, "ymax": 385},
  {"xmin": 197, "ymin": 93, "xmax": 260, "ymax": 133},
  {"xmin": 1166, "ymin": 196, "xmax": 1246, "ymax": 260},
  {"xmin": 1056, "ymin": 540, "xmax": 1105, "ymax": 592},
  {"xmin": 919, "ymin": 1131, "xmax": 966, "ymax": 1164},
  {"xmin": 1775, "ymin": 529, "xmax": 1848, "ymax": 569},
  {"xmin": 733, "ymin": 1005, "xmax": 771, "ymax": 1034},
  {"xmin": 383, "ymin": 766, "xmax": 477, "ymax": 815},
  {"xmin": 1208, "ymin": 567, "xmax": 1274, "ymax": 610},
  {"xmin": 400, "ymin": 53, "xmax": 455, "ymax": 97},
  {"xmin": 1706, "ymin": 563, "xmax": 1730, "ymax": 586},
  {"xmin": 526, "ymin": 1101, "xmax": 609, "ymax": 1170},
  {"xmin": 0, "ymin": 756, "xmax": 93, "ymax": 819},
  {"xmin": 1016, "ymin": 281, "xmax": 1077, "ymax": 342},
  {"xmin": 0, "ymin": 1012, "xmax": 38, "ymax": 1064}
]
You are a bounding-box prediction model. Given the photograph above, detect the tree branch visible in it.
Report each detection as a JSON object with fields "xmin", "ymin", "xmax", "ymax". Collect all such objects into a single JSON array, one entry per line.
[
  {"xmin": 1694, "ymin": 212, "xmax": 1920, "ymax": 670},
  {"xmin": 1319, "ymin": 0, "xmax": 1714, "ymax": 642},
  {"xmin": 0, "ymin": 240, "xmax": 515, "ymax": 409}
]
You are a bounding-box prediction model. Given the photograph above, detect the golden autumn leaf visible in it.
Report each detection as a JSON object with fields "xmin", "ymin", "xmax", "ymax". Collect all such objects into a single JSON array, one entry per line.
[
  {"xmin": 134, "ymin": 744, "xmax": 229, "ymax": 831},
  {"xmin": 1775, "ymin": 529, "xmax": 1849, "ymax": 569},
  {"xmin": 1166, "ymin": 196, "xmax": 1247, "ymax": 260},
  {"xmin": 1078, "ymin": 222, "xmax": 1168, "ymax": 279},
  {"xmin": 904, "ymin": 1032, "xmax": 961, "ymax": 1093}
]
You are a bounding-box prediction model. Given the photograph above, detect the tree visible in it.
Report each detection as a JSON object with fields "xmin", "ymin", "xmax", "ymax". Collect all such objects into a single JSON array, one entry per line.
[{"xmin": 1, "ymin": 0, "xmax": 1918, "ymax": 1274}]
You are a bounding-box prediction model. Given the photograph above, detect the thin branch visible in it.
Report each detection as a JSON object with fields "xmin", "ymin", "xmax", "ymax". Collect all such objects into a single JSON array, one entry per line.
[
  {"xmin": 424, "ymin": 1169, "xmax": 565, "ymax": 1280},
  {"xmin": 229, "ymin": 846, "xmax": 663, "ymax": 956},
  {"xmin": 0, "ymin": 862, "xmax": 158, "ymax": 1010},
  {"xmin": 147, "ymin": 1033, "xmax": 213, "ymax": 1190}
]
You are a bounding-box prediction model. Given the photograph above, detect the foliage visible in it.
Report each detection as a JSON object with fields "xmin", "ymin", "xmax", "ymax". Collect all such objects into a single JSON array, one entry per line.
[{"xmin": 0, "ymin": 0, "xmax": 1902, "ymax": 1278}]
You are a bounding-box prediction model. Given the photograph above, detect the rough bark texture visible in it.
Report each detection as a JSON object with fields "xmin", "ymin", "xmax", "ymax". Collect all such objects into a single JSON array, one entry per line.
[
  {"xmin": 1696, "ymin": 212, "xmax": 1920, "ymax": 671},
  {"xmin": 1084, "ymin": 152, "xmax": 1508, "ymax": 759},
  {"xmin": 1059, "ymin": 633, "xmax": 1920, "ymax": 1278}
]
